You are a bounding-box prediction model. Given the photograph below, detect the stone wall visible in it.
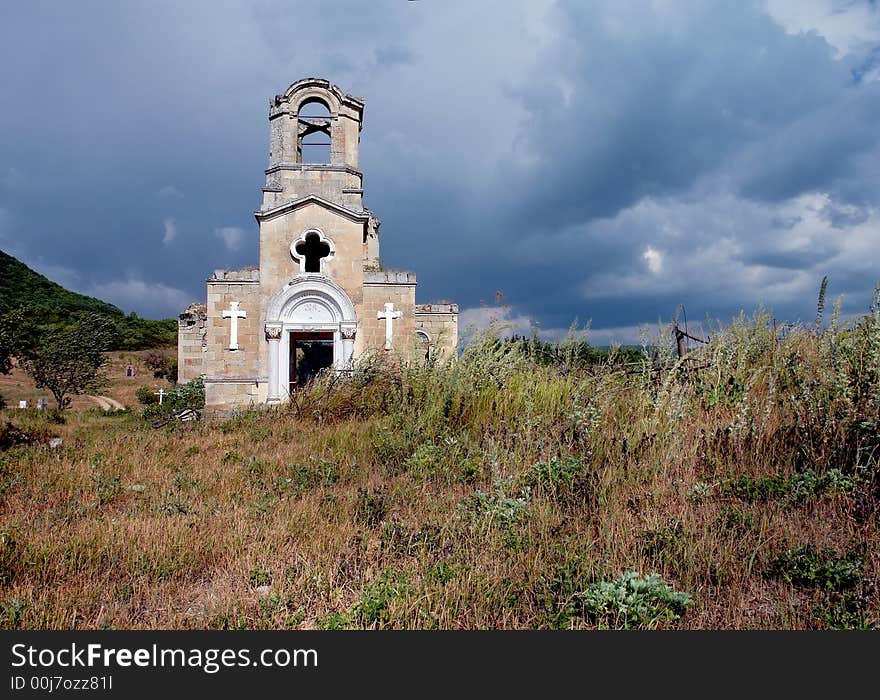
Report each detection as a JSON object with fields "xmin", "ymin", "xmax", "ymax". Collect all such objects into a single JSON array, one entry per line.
[
  {"xmin": 263, "ymin": 166, "xmax": 363, "ymax": 210},
  {"xmin": 204, "ymin": 268, "xmax": 266, "ymax": 412},
  {"xmin": 258, "ymin": 203, "xmax": 366, "ymax": 313},
  {"xmin": 415, "ymin": 303, "xmax": 459, "ymax": 358},
  {"xmin": 177, "ymin": 303, "xmax": 207, "ymax": 383},
  {"xmin": 360, "ymin": 271, "xmax": 417, "ymax": 359},
  {"xmin": 203, "ymin": 379, "xmax": 264, "ymax": 418}
]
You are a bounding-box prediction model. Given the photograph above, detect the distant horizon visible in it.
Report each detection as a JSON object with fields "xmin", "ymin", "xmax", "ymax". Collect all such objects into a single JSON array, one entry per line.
[{"xmin": 6, "ymin": 243, "xmax": 872, "ymax": 350}]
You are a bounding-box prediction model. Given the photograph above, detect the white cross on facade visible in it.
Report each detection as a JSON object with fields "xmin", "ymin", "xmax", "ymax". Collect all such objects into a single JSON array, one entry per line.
[
  {"xmin": 222, "ymin": 301, "xmax": 247, "ymax": 350},
  {"xmin": 377, "ymin": 302, "xmax": 402, "ymax": 350}
]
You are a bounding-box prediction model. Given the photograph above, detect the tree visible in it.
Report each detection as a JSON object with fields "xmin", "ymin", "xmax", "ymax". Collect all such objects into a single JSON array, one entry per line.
[
  {"xmin": 0, "ymin": 307, "xmax": 33, "ymax": 378},
  {"xmin": 16, "ymin": 313, "xmax": 115, "ymax": 409},
  {"xmin": 0, "ymin": 317, "xmax": 13, "ymax": 375},
  {"xmin": 143, "ymin": 349, "xmax": 178, "ymax": 382},
  {"xmin": 0, "ymin": 310, "xmax": 26, "ymax": 411}
]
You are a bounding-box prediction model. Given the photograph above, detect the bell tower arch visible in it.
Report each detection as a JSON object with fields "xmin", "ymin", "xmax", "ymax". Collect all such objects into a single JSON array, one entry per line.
[{"xmin": 262, "ymin": 78, "xmax": 366, "ymax": 212}]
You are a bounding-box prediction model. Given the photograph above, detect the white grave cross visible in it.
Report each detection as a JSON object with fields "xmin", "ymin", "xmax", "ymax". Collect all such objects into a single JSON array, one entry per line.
[
  {"xmin": 154, "ymin": 388, "xmax": 166, "ymax": 405},
  {"xmin": 377, "ymin": 302, "xmax": 402, "ymax": 350},
  {"xmin": 222, "ymin": 301, "xmax": 247, "ymax": 350}
]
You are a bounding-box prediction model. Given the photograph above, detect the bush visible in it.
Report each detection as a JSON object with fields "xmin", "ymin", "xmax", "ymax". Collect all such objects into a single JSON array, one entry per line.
[
  {"xmin": 0, "ymin": 422, "xmax": 45, "ymax": 451},
  {"xmin": 141, "ymin": 378, "xmax": 205, "ymax": 420},
  {"xmin": 458, "ymin": 478, "xmax": 531, "ymax": 528},
  {"xmin": 578, "ymin": 572, "xmax": 693, "ymax": 629},
  {"xmin": 144, "ymin": 350, "xmax": 178, "ymax": 382},
  {"xmin": 520, "ymin": 456, "xmax": 591, "ymax": 500},
  {"xmin": 766, "ymin": 546, "xmax": 863, "ymax": 591},
  {"xmin": 248, "ymin": 567, "xmax": 272, "ymax": 588},
  {"xmin": 135, "ymin": 385, "xmax": 159, "ymax": 405},
  {"xmin": 274, "ymin": 458, "xmax": 339, "ymax": 495},
  {"xmin": 316, "ymin": 611, "xmax": 352, "ymax": 630},
  {"xmin": 353, "ymin": 569, "xmax": 411, "ymax": 627},
  {"xmin": 721, "ymin": 469, "xmax": 855, "ymax": 504},
  {"xmin": 401, "ymin": 435, "xmax": 482, "ymax": 483}
]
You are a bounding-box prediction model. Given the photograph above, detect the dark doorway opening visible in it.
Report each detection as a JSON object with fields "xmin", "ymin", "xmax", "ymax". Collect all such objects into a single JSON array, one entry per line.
[{"xmin": 290, "ymin": 331, "xmax": 334, "ymax": 390}]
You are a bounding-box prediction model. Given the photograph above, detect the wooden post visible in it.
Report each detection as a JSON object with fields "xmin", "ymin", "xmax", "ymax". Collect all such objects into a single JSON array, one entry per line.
[{"xmin": 674, "ymin": 324, "xmax": 687, "ymax": 359}]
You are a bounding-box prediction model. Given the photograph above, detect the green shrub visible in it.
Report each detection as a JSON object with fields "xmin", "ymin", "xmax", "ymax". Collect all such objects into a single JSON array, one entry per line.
[
  {"xmin": 90, "ymin": 468, "xmax": 121, "ymax": 506},
  {"xmin": 0, "ymin": 422, "xmax": 36, "ymax": 450},
  {"xmin": 142, "ymin": 378, "xmax": 205, "ymax": 420},
  {"xmin": 135, "ymin": 385, "xmax": 159, "ymax": 405},
  {"xmin": 766, "ymin": 545, "xmax": 862, "ymax": 591},
  {"xmin": 721, "ymin": 468, "xmax": 855, "ymax": 504},
  {"xmin": 274, "ymin": 458, "xmax": 339, "ymax": 494},
  {"xmin": 315, "ymin": 611, "xmax": 352, "ymax": 630},
  {"xmin": 426, "ymin": 561, "xmax": 456, "ymax": 586},
  {"xmin": 717, "ymin": 506, "xmax": 755, "ymax": 535},
  {"xmin": 371, "ymin": 419, "xmax": 421, "ymax": 475},
  {"xmin": 686, "ymin": 480, "xmax": 714, "ymax": 502},
  {"xmin": 638, "ymin": 521, "xmax": 687, "ymax": 561},
  {"xmin": 248, "ymin": 567, "xmax": 272, "ymax": 588},
  {"xmin": 816, "ymin": 591, "xmax": 875, "ymax": 630},
  {"xmin": 721, "ymin": 474, "xmax": 788, "ymax": 501},
  {"xmin": 0, "ymin": 597, "xmax": 27, "ymax": 627},
  {"xmin": 578, "ymin": 572, "xmax": 693, "ymax": 629},
  {"xmin": 401, "ymin": 436, "xmax": 481, "ymax": 483},
  {"xmin": 786, "ymin": 469, "xmax": 855, "ymax": 502},
  {"xmin": 520, "ymin": 456, "xmax": 589, "ymax": 498},
  {"xmin": 458, "ymin": 478, "xmax": 531, "ymax": 528},
  {"xmin": 354, "ymin": 569, "xmax": 411, "ymax": 627}
]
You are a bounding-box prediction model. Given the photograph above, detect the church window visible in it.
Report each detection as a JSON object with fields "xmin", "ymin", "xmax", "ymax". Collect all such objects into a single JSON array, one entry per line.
[
  {"xmin": 292, "ymin": 230, "xmax": 332, "ymax": 273},
  {"xmin": 416, "ymin": 329, "xmax": 431, "ymax": 361},
  {"xmin": 297, "ymin": 99, "xmax": 331, "ymax": 164}
]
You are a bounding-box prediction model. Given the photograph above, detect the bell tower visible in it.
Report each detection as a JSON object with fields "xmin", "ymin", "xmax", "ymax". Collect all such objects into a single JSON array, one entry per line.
[
  {"xmin": 180, "ymin": 77, "xmax": 459, "ymax": 414},
  {"xmin": 261, "ymin": 78, "xmax": 366, "ymax": 213}
]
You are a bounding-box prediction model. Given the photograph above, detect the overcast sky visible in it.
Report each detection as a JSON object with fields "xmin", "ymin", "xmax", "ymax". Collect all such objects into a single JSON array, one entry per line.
[{"xmin": 1, "ymin": 0, "xmax": 879, "ymax": 343}]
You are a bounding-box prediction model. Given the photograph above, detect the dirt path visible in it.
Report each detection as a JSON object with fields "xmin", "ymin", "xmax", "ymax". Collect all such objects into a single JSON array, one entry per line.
[{"xmin": 88, "ymin": 395, "xmax": 126, "ymax": 411}]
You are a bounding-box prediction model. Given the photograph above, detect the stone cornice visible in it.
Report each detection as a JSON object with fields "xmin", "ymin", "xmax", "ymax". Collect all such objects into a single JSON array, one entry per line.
[
  {"xmin": 206, "ymin": 279, "xmax": 260, "ymax": 285},
  {"xmin": 364, "ymin": 270, "xmax": 417, "ymax": 286},
  {"xmin": 264, "ymin": 163, "xmax": 363, "ymax": 177},
  {"xmin": 207, "ymin": 268, "xmax": 260, "ymax": 285},
  {"xmin": 255, "ymin": 194, "xmax": 370, "ymax": 224},
  {"xmin": 416, "ymin": 303, "xmax": 459, "ymax": 314}
]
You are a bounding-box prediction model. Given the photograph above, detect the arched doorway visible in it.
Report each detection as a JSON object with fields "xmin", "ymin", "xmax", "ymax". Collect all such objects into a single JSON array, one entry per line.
[{"xmin": 265, "ymin": 276, "xmax": 357, "ymax": 402}]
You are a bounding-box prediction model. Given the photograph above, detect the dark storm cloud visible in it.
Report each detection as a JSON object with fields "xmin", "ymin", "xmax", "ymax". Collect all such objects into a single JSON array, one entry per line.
[
  {"xmin": 486, "ymin": 0, "xmax": 880, "ymax": 336},
  {"xmin": 0, "ymin": 0, "xmax": 878, "ymax": 340}
]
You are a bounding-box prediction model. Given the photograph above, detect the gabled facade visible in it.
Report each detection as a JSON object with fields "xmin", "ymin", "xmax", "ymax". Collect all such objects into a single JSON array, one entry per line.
[{"xmin": 178, "ymin": 78, "xmax": 458, "ymax": 413}]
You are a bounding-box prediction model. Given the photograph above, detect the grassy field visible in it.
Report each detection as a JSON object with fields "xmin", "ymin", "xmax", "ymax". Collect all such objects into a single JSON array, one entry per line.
[
  {"xmin": 1, "ymin": 308, "xmax": 878, "ymax": 630},
  {"xmin": 0, "ymin": 348, "xmax": 175, "ymax": 411}
]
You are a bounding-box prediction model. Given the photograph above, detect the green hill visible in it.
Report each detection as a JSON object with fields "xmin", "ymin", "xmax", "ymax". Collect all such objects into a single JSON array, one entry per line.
[{"xmin": 0, "ymin": 249, "xmax": 177, "ymax": 349}]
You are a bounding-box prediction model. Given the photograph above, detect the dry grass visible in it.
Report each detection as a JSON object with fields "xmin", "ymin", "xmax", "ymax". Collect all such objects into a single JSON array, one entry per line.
[
  {"xmin": 1, "ymin": 310, "xmax": 878, "ymax": 629},
  {"xmin": 0, "ymin": 348, "xmax": 174, "ymax": 410}
]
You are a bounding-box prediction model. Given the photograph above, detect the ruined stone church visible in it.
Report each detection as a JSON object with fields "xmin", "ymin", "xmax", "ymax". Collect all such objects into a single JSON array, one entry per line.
[{"xmin": 178, "ymin": 78, "xmax": 458, "ymax": 413}]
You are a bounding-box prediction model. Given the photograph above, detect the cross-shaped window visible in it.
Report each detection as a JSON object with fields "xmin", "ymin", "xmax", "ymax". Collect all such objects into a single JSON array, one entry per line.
[{"xmin": 294, "ymin": 231, "xmax": 331, "ymax": 273}]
